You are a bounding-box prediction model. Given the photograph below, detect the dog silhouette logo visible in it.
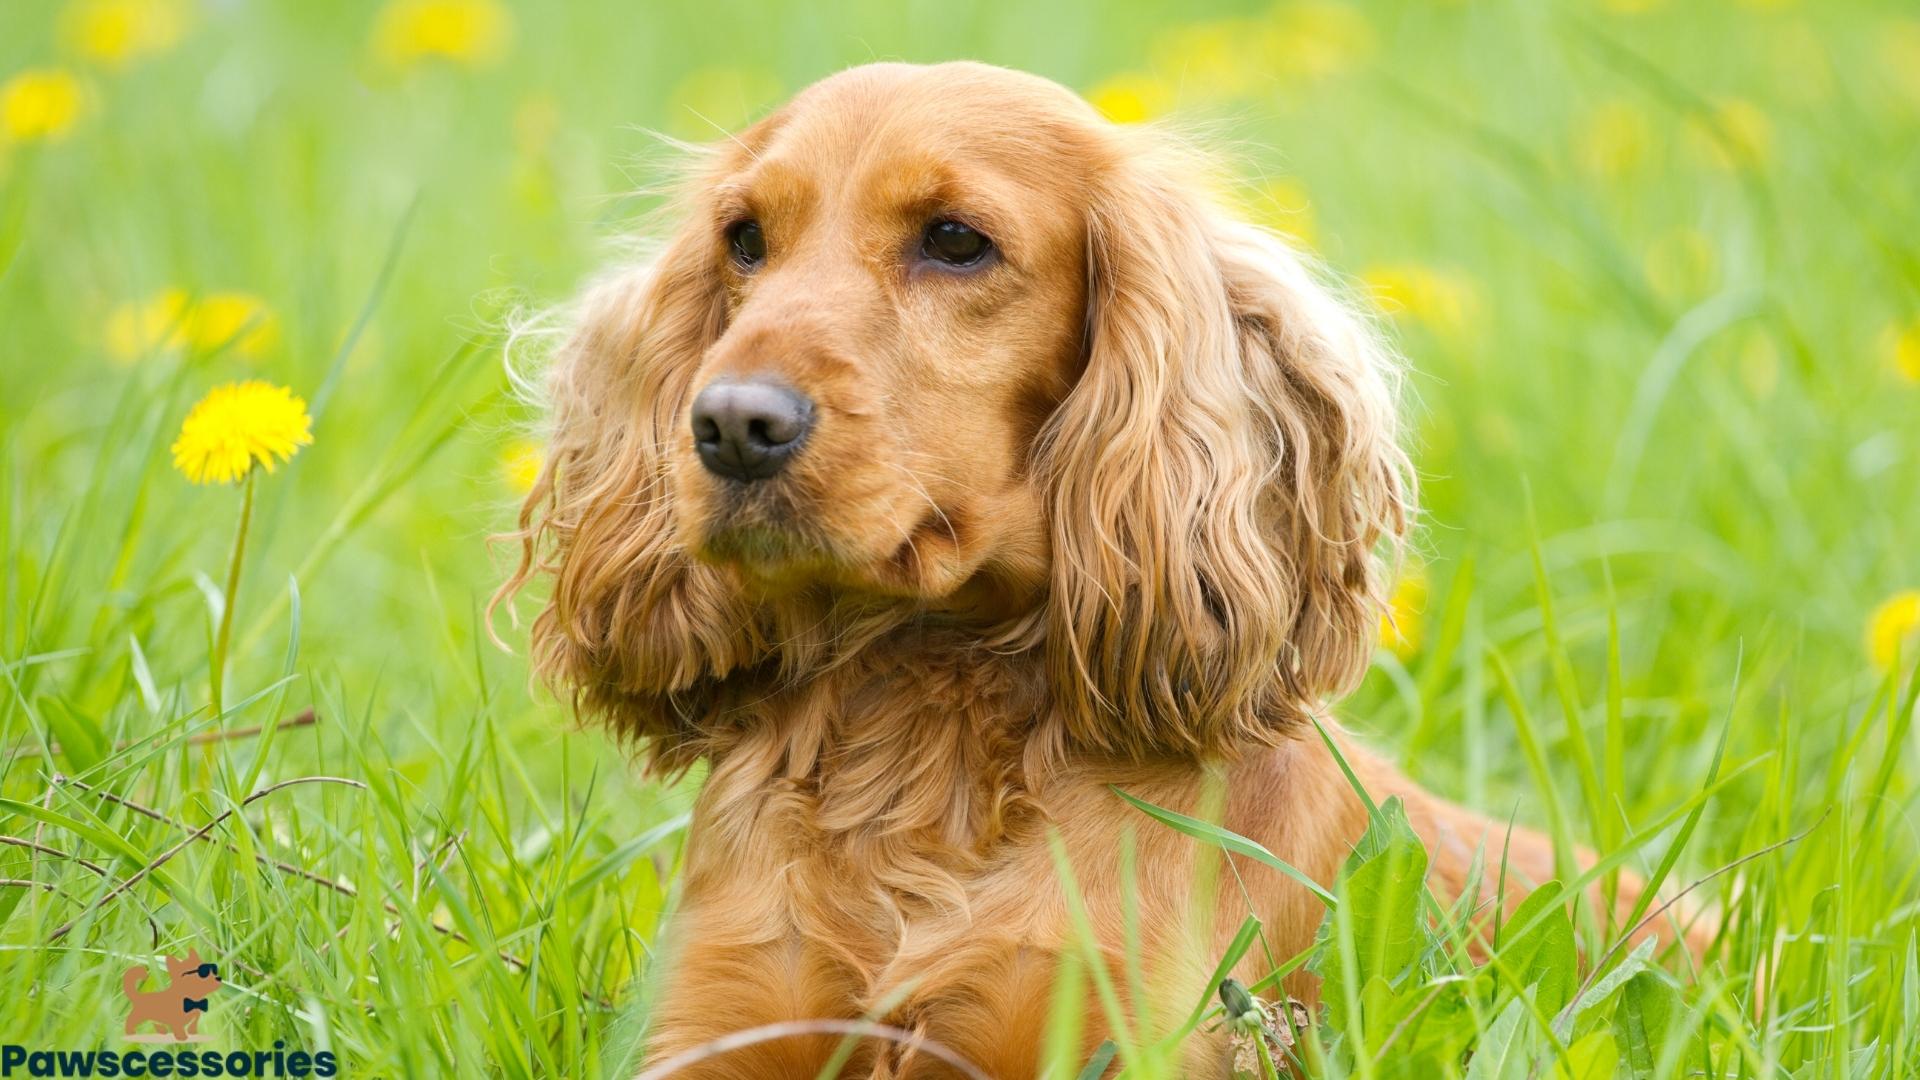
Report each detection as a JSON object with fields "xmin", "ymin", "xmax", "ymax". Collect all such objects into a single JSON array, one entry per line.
[{"xmin": 121, "ymin": 948, "xmax": 222, "ymax": 1042}]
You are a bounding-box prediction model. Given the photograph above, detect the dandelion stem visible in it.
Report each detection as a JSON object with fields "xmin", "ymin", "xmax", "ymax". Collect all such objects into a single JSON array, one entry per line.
[{"xmin": 210, "ymin": 467, "xmax": 256, "ymax": 714}]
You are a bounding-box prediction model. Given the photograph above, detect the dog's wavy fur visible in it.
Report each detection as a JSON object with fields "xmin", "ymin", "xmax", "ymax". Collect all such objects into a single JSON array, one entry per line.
[{"xmin": 499, "ymin": 62, "xmax": 1697, "ymax": 1078}]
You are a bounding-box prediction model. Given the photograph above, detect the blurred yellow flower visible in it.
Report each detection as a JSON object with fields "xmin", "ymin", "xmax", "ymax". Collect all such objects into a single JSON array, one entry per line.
[
  {"xmin": 501, "ymin": 438, "xmax": 544, "ymax": 492},
  {"xmin": 664, "ymin": 67, "xmax": 783, "ymax": 139},
  {"xmin": 1380, "ymin": 570, "xmax": 1428, "ymax": 659},
  {"xmin": 190, "ymin": 292, "xmax": 280, "ymax": 357},
  {"xmin": 61, "ymin": 0, "xmax": 187, "ymax": 69},
  {"xmin": 170, "ymin": 380, "xmax": 313, "ymax": 485},
  {"xmin": 373, "ymin": 0, "xmax": 512, "ymax": 68},
  {"xmin": 1866, "ymin": 590, "xmax": 1920, "ymax": 671},
  {"xmin": 1250, "ymin": 177, "xmax": 1316, "ymax": 246},
  {"xmin": 1885, "ymin": 20, "xmax": 1920, "ymax": 104},
  {"xmin": 1361, "ymin": 263, "xmax": 1478, "ymax": 336},
  {"xmin": 1151, "ymin": 21, "xmax": 1258, "ymax": 100},
  {"xmin": 1691, "ymin": 98, "xmax": 1772, "ymax": 170},
  {"xmin": 1643, "ymin": 227, "xmax": 1716, "ymax": 300},
  {"xmin": 1086, "ymin": 72, "xmax": 1170, "ymax": 125},
  {"xmin": 105, "ymin": 289, "xmax": 278, "ymax": 361},
  {"xmin": 106, "ymin": 288, "xmax": 190, "ymax": 361},
  {"xmin": 1, "ymin": 68, "xmax": 86, "ymax": 143},
  {"xmin": 1600, "ymin": 0, "xmax": 1666, "ymax": 13},
  {"xmin": 1575, "ymin": 100, "xmax": 1653, "ymax": 178},
  {"xmin": 1261, "ymin": 1, "xmax": 1374, "ymax": 84},
  {"xmin": 1884, "ymin": 318, "xmax": 1920, "ymax": 384}
]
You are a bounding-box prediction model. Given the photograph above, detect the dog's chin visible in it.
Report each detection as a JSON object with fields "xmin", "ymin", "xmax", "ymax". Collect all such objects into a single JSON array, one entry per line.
[{"xmin": 685, "ymin": 490, "xmax": 980, "ymax": 601}]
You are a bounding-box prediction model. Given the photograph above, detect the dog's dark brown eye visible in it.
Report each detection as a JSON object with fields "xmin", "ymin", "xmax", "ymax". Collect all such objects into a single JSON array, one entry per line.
[
  {"xmin": 922, "ymin": 219, "xmax": 991, "ymax": 267},
  {"xmin": 728, "ymin": 220, "xmax": 766, "ymax": 268}
]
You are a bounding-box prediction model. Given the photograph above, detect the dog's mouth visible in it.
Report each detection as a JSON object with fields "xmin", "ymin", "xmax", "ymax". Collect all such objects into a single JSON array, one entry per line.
[
  {"xmin": 691, "ymin": 483, "xmax": 976, "ymax": 597},
  {"xmin": 693, "ymin": 481, "xmax": 835, "ymax": 566}
]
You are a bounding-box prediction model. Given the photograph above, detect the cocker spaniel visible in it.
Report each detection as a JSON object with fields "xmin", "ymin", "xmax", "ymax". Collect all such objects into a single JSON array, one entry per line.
[{"xmin": 502, "ymin": 61, "xmax": 1689, "ymax": 1078}]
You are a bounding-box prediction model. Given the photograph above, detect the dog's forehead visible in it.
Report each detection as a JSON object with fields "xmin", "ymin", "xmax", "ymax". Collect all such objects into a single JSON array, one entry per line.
[
  {"xmin": 750, "ymin": 63, "xmax": 1100, "ymax": 182},
  {"xmin": 722, "ymin": 63, "xmax": 1101, "ymax": 238}
]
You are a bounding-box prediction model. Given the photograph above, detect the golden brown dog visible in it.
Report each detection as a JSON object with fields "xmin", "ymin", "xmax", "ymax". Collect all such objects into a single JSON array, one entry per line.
[{"xmin": 502, "ymin": 61, "xmax": 1689, "ymax": 1077}]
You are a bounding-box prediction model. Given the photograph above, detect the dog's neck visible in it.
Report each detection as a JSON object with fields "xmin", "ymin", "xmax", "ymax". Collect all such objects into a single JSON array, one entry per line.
[{"xmin": 690, "ymin": 624, "xmax": 1059, "ymax": 876}]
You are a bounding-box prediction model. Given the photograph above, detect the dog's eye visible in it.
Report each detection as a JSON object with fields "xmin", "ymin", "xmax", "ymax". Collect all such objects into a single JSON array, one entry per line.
[
  {"xmin": 922, "ymin": 219, "xmax": 992, "ymax": 267},
  {"xmin": 727, "ymin": 220, "xmax": 766, "ymax": 269}
]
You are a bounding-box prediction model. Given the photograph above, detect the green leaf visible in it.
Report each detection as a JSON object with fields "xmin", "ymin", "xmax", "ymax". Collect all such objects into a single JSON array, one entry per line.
[
  {"xmin": 1073, "ymin": 1040, "xmax": 1116, "ymax": 1080},
  {"xmin": 40, "ymin": 696, "xmax": 110, "ymax": 774},
  {"xmin": 1466, "ymin": 992, "xmax": 1538, "ymax": 1080},
  {"xmin": 0, "ymin": 844, "xmax": 30, "ymax": 925},
  {"xmin": 1903, "ymin": 933, "xmax": 1919, "ymax": 1046},
  {"xmin": 1312, "ymin": 796, "xmax": 1431, "ymax": 1038},
  {"xmin": 1613, "ymin": 970, "xmax": 1680, "ymax": 1080},
  {"xmin": 564, "ymin": 812, "xmax": 690, "ymax": 901},
  {"xmin": 1113, "ymin": 786, "xmax": 1335, "ymax": 906},
  {"xmin": 1496, "ymin": 883, "xmax": 1577, "ymax": 1015},
  {"xmin": 1559, "ymin": 1031, "xmax": 1619, "ymax": 1080},
  {"xmin": 0, "ymin": 796, "xmax": 214, "ymax": 928},
  {"xmin": 1561, "ymin": 935, "xmax": 1656, "ymax": 1038},
  {"xmin": 1395, "ymin": 975, "xmax": 1481, "ymax": 1067}
]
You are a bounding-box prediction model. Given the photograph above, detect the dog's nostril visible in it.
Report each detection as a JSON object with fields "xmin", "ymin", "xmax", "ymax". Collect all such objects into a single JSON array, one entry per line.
[{"xmin": 689, "ymin": 377, "xmax": 814, "ymax": 482}]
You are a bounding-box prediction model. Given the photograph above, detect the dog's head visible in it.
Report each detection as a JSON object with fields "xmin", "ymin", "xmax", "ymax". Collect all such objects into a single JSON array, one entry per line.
[
  {"xmin": 165, "ymin": 949, "xmax": 221, "ymax": 993},
  {"xmin": 503, "ymin": 62, "xmax": 1409, "ymax": 763}
]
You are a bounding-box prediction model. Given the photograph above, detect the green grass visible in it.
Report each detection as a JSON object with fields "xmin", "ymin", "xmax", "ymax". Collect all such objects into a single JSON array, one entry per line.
[{"xmin": 3, "ymin": 0, "xmax": 1919, "ymax": 1076}]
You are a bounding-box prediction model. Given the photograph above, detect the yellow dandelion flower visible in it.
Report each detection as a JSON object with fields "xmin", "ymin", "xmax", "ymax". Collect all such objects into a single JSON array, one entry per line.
[
  {"xmin": 1883, "ymin": 319, "xmax": 1920, "ymax": 384},
  {"xmin": 663, "ymin": 67, "xmax": 783, "ymax": 139},
  {"xmin": 170, "ymin": 381, "xmax": 313, "ymax": 486},
  {"xmin": 501, "ymin": 437, "xmax": 544, "ymax": 492},
  {"xmin": 1866, "ymin": 590, "xmax": 1920, "ymax": 671},
  {"xmin": 1643, "ymin": 227, "xmax": 1717, "ymax": 300},
  {"xmin": 60, "ymin": 0, "xmax": 187, "ymax": 69},
  {"xmin": 105, "ymin": 287, "xmax": 191, "ymax": 362},
  {"xmin": 188, "ymin": 292, "xmax": 279, "ymax": 357},
  {"xmin": 1086, "ymin": 72, "xmax": 1171, "ymax": 125},
  {"xmin": 1691, "ymin": 98, "xmax": 1772, "ymax": 171},
  {"xmin": 1575, "ymin": 100, "xmax": 1654, "ymax": 178},
  {"xmin": 1, "ymin": 68, "xmax": 86, "ymax": 143},
  {"xmin": 1250, "ymin": 177, "xmax": 1316, "ymax": 246},
  {"xmin": 373, "ymin": 0, "xmax": 512, "ymax": 69},
  {"xmin": 1361, "ymin": 263, "xmax": 1478, "ymax": 336},
  {"xmin": 1884, "ymin": 20, "xmax": 1920, "ymax": 104},
  {"xmin": 1380, "ymin": 570, "xmax": 1428, "ymax": 659}
]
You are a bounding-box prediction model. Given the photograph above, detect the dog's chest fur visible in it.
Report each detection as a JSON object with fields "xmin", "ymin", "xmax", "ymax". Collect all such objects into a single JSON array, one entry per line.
[
  {"xmin": 649, "ymin": 642, "xmax": 1212, "ymax": 1074},
  {"xmin": 684, "ymin": 643, "xmax": 1055, "ymax": 942}
]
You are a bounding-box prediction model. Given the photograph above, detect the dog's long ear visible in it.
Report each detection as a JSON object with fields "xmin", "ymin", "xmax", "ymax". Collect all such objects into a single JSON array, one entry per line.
[
  {"xmin": 498, "ymin": 210, "xmax": 761, "ymax": 771},
  {"xmin": 1036, "ymin": 142, "xmax": 1411, "ymax": 758}
]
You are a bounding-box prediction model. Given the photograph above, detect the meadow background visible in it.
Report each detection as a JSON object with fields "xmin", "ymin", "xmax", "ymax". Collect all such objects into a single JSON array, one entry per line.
[{"xmin": 2, "ymin": 0, "xmax": 1919, "ymax": 1076}]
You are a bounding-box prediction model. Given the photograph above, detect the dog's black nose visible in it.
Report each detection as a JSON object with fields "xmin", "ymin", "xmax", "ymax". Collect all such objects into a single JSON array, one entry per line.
[{"xmin": 690, "ymin": 377, "xmax": 814, "ymax": 482}]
